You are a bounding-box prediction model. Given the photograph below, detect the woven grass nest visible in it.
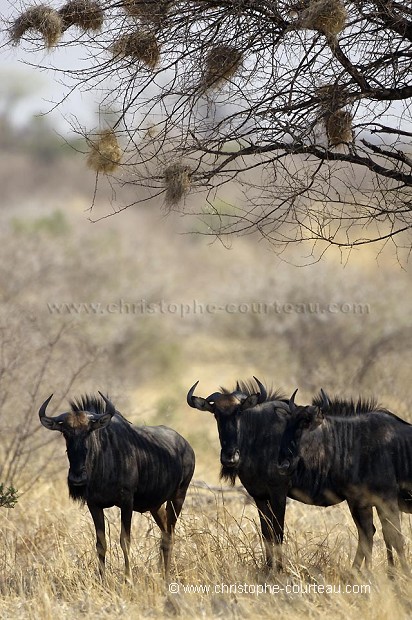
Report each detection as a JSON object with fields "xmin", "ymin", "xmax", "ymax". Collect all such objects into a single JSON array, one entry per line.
[
  {"xmin": 11, "ymin": 5, "xmax": 63, "ymax": 47},
  {"xmin": 301, "ymin": 0, "xmax": 347, "ymax": 37},
  {"xmin": 164, "ymin": 163, "xmax": 192, "ymax": 206},
  {"xmin": 59, "ymin": 0, "xmax": 104, "ymax": 31},
  {"xmin": 325, "ymin": 110, "xmax": 353, "ymax": 146},
  {"xmin": 121, "ymin": 0, "xmax": 170, "ymax": 25},
  {"xmin": 87, "ymin": 129, "xmax": 122, "ymax": 174},
  {"xmin": 202, "ymin": 44, "xmax": 243, "ymax": 90},
  {"xmin": 111, "ymin": 31, "xmax": 161, "ymax": 70},
  {"xmin": 316, "ymin": 84, "xmax": 349, "ymax": 112}
]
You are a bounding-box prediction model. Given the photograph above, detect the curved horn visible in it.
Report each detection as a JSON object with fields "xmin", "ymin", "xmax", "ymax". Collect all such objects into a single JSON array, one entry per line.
[
  {"xmin": 320, "ymin": 388, "xmax": 330, "ymax": 411},
  {"xmin": 253, "ymin": 376, "xmax": 267, "ymax": 404},
  {"xmin": 289, "ymin": 388, "xmax": 298, "ymax": 414},
  {"xmin": 38, "ymin": 394, "xmax": 54, "ymax": 421},
  {"xmin": 98, "ymin": 392, "xmax": 116, "ymax": 417},
  {"xmin": 187, "ymin": 381, "xmax": 200, "ymax": 408}
]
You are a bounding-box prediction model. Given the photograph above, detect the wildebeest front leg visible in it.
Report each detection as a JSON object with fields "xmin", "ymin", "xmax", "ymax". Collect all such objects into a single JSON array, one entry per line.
[
  {"xmin": 347, "ymin": 501, "xmax": 375, "ymax": 570},
  {"xmin": 255, "ymin": 495, "xmax": 287, "ymax": 571},
  {"xmin": 88, "ymin": 503, "xmax": 106, "ymax": 579},
  {"xmin": 120, "ymin": 504, "xmax": 133, "ymax": 582}
]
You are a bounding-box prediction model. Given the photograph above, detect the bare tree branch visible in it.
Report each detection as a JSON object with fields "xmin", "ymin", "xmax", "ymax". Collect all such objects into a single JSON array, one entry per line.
[{"xmin": 7, "ymin": 0, "xmax": 412, "ymax": 258}]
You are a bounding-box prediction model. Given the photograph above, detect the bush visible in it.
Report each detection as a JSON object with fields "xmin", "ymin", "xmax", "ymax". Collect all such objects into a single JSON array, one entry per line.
[{"xmin": 0, "ymin": 483, "xmax": 18, "ymax": 508}]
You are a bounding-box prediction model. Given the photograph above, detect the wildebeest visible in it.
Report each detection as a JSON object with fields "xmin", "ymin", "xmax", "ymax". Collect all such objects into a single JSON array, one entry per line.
[
  {"xmin": 277, "ymin": 389, "xmax": 412, "ymax": 572},
  {"xmin": 187, "ymin": 378, "xmax": 400, "ymax": 571},
  {"xmin": 188, "ymin": 377, "xmax": 293, "ymax": 570},
  {"xmin": 39, "ymin": 392, "xmax": 195, "ymax": 580}
]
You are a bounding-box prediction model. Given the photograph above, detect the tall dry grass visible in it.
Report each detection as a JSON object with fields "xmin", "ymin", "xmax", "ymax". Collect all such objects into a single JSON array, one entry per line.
[{"xmin": 1, "ymin": 478, "xmax": 412, "ymax": 619}]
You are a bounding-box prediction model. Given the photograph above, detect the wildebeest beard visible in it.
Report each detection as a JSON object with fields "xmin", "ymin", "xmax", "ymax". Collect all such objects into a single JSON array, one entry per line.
[
  {"xmin": 220, "ymin": 464, "xmax": 238, "ymax": 486},
  {"xmin": 68, "ymin": 480, "xmax": 87, "ymax": 504}
]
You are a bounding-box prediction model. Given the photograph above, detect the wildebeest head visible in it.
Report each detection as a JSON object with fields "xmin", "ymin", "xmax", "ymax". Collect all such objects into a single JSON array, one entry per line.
[
  {"xmin": 38, "ymin": 392, "xmax": 116, "ymax": 489},
  {"xmin": 187, "ymin": 377, "xmax": 267, "ymax": 470},
  {"xmin": 277, "ymin": 388, "xmax": 329, "ymax": 475}
]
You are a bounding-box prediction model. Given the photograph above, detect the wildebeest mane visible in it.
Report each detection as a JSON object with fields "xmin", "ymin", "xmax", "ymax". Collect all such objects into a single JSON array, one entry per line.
[
  {"xmin": 70, "ymin": 393, "xmax": 107, "ymax": 415},
  {"xmin": 312, "ymin": 392, "xmax": 410, "ymax": 425},
  {"xmin": 220, "ymin": 379, "xmax": 287, "ymax": 403}
]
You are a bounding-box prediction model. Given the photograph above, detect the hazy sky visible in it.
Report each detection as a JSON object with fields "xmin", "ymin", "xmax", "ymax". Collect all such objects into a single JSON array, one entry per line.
[{"xmin": 1, "ymin": 0, "xmax": 97, "ymax": 132}]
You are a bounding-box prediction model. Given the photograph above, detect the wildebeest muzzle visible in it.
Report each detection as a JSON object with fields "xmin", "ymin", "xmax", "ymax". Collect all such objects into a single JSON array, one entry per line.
[
  {"xmin": 220, "ymin": 449, "xmax": 240, "ymax": 468},
  {"xmin": 277, "ymin": 456, "xmax": 299, "ymax": 476},
  {"xmin": 68, "ymin": 468, "xmax": 87, "ymax": 486}
]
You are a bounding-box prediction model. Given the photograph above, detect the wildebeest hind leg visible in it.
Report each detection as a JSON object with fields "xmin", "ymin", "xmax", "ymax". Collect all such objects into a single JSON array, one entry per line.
[
  {"xmin": 88, "ymin": 503, "xmax": 106, "ymax": 579},
  {"xmin": 151, "ymin": 505, "xmax": 172, "ymax": 576},
  {"xmin": 376, "ymin": 503, "xmax": 409, "ymax": 575},
  {"xmin": 347, "ymin": 501, "xmax": 375, "ymax": 570}
]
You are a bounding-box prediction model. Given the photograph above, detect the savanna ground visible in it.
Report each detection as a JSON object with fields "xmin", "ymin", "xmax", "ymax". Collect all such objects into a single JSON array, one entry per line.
[{"xmin": 1, "ymin": 144, "xmax": 412, "ymax": 619}]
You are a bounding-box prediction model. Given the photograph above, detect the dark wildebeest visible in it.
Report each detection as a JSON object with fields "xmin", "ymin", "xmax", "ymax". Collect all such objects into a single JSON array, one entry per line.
[
  {"xmin": 187, "ymin": 379, "xmax": 396, "ymax": 572},
  {"xmin": 39, "ymin": 392, "xmax": 195, "ymax": 580},
  {"xmin": 188, "ymin": 377, "xmax": 293, "ymax": 570},
  {"xmin": 277, "ymin": 389, "xmax": 412, "ymax": 573}
]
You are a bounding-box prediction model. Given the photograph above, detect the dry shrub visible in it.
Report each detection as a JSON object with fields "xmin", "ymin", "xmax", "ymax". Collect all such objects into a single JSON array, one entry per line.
[
  {"xmin": 59, "ymin": 0, "xmax": 104, "ymax": 31},
  {"xmin": 202, "ymin": 45, "xmax": 243, "ymax": 90},
  {"xmin": 301, "ymin": 0, "xmax": 347, "ymax": 36},
  {"xmin": 316, "ymin": 84, "xmax": 349, "ymax": 112},
  {"xmin": 10, "ymin": 5, "xmax": 63, "ymax": 48},
  {"xmin": 86, "ymin": 129, "xmax": 122, "ymax": 174},
  {"xmin": 121, "ymin": 0, "xmax": 170, "ymax": 25},
  {"xmin": 111, "ymin": 31, "xmax": 161, "ymax": 70},
  {"xmin": 164, "ymin": 163, "xmax": 192, "ymax": 206},
  {"xmin": 325, "ymin": 110, "xmax": 353, "ymax": 146}
]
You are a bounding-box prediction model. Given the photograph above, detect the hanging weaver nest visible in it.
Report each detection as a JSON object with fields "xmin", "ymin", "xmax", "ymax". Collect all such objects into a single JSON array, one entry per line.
[
  {"xmin": 87, "ymin": 129, "xmax": 122, "ymax": 173},
  {"xmin": 202, "ymin": 45, "xmax": 243, "ymax": 90},
  {"xmin": 325, "ymin": 110, "xmax": 353, "ymax": 146},
  {"xmin": 316, "ymin": 84, "xmax": 350, "ymax": 112},
  {"xmin": 59, "ymin": 0, "xmax": 104, "ymax": 32},
  {"xmin": 164, "ymin": 163, "xmax": 192, "ymax": 207},
  {"xmin": 121, "ymin": 0, "xmax": 170, "ymax": 26},
  {"xmin": 111, "ymin": 31, "xmax": 161, "ymax": 70},
  {"xmin": 10, "ymin": 5, "xmax": 63, "ymax": 48},
  {"xmin": 300, "ymin": 0, "xmax": 347, "ymax": 37}
]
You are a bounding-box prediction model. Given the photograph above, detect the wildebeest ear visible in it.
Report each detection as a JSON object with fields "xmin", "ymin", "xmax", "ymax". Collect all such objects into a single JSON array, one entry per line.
[
  {"xmin": 190, "ymin": 397, "xmax": 215, "ymax": 413},
  {"xmin": 313, "ymin": 409, "xmax": 324, "ymax": 428},
  {"xmin": 302, "ymin": 409, "xmax": 324, "ymax": 431},
  {"xmin": 91, "ymin": 413, "xmax": 113, "ymax": 430},
  {"xmin": 240, "ymin": 394, "xmax": 260, "ymax": 410},
  {"xmin": 39, "ymin": 416, "xmax": 63, "ymax": 432}
]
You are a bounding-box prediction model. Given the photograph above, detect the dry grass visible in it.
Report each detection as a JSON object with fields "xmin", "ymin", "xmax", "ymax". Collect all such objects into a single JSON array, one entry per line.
[
  {"xmin": 325, "ymin": 110, "xmax": 353, "ymax": 146},
  {"xmin": 316, "ymin": 84, "xmax": 350, "ymax": 112},
  {"xmin": 164, "ymin": 163, "xmax": 192, "ymax": 207},
  {"xmin": 2, "ymin": 478, "xmax": 412, "ymax": 619},
  {"xmin": 202, "ymin": 45, "xmax": 243, "ymax": 90},
  {"xmin": 111, "ymin": 31, "xmax": 161, "ymax": 70},
  {"xmin": 86, "ymin": 129, "xmax": 122, "ymax": 174},
  {"xmin": 59, "ymin": 0, "xmax": 104, "ymax": 32},
  {"xmin": 121, "ymin": 0, "xmax": 170, "ymax": 25},
  {"xmin": 11, "ymin": 5, "xmax": 63, "ymax": 48},
  {"xmin": 301, "ymin": 0, "xmax": 347, "ymax": 37}
]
